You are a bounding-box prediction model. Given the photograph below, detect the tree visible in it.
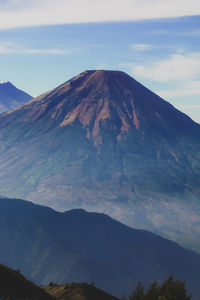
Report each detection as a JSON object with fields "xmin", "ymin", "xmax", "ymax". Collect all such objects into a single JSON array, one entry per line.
[
  {"xmin": 128, "ymin": 282, "xmax": 145, "ymax": 300},
  {"xmin": 159, "ymin": 275, "xmax": 191, "ymax": 300},
  {"xmin": 127, "ymin": 276, "xmax": 191, "ymax": 300},
  {"xmin": 145, "ymin": 281, "xmax": 160, "ymax": 300}
]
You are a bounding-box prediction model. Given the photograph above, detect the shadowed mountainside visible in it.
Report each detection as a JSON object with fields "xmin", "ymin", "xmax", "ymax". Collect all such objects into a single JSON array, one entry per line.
[
  {"xmin": 1, "ymin": 197, "xmax": 200, "ymax": 299},
  {"xmin": 0, "ymin": 70, "xmax": 200, "ymax": 251},
  {"xmin": 0, "ymin": 264, "xmax": 54, "ymax": 300},
  {"xmin": 0, "ymin": 263, "xmax": 119, "ymax": 300}
]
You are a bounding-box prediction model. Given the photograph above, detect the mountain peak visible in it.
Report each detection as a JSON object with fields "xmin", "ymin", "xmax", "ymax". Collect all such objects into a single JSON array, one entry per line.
[
  {"xmin": 71, "ymin": 69, "xmax": 129, "ymax": 78},
  {"xmin": 52, "ymin": 69, "xmax": 145, "ymax": 142},
  {"xmin": 0, "ymin": 81, "xmax": 15, "ymax": 89},
  {"xmin": 1, "ymin": 80, "xmax": 13, "ymax": 85},
  {"xmin": 65, "ymin": 69, "xmax": 137, "ymax": 89},
  {"xmin": 2, "ymin": 70, "xmax": 199, "ymax": 146},
  {"xmin": 59, "ymin": 69, "xmax": 132, "ymax": 93},
  {"xmin": 48, "ymin": 69, "xmax": 197, "ymax": 144}
]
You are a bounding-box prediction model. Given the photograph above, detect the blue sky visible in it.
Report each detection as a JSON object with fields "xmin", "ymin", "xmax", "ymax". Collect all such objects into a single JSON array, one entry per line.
[{"xmin": 0, "ymin": 0, "xmax": 200, "ymax": 122}]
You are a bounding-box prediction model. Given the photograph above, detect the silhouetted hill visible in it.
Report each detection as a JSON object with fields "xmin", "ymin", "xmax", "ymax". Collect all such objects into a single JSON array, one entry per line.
[
  {"xmin": 0, "ymin": 264, "xmax": 53, "ymax": 300},
  {"xmin": 0, "ymin": 264, "xmax": 118, "ymax": 300},
  {"xmin": 0, "ymin": 81, "xmax": 32, "ymax": 113},
  {"xmin": 0, "ymin": 70, "xmax": 200, "ymax": 252},
  {"xmin": 0, "ymin": 197, "xmax": 200, "ymax": 299}
]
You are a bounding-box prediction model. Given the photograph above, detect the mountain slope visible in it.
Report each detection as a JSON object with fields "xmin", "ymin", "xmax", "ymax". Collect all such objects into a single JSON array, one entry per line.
[
  {"xmin": 1, "ymin": 197, "xmax": 200, "ymax": 299},
  {"xmin": 0, "ymin": 264, "xmax": 54, "ymax": 300},
  {"xmin": 0, "ymin": 70, "xmax": 200, "ymax": 251},
  {"xmin": 43, "ymin": 283, "xmax": 119, "ymax": 300},
  {"xmin": 0, "ymin": 81, "xmax": 32, "ymax": 114},
  {"xmin": 0, "ymin": 263, "xmax": 118, "ymax": 300}
]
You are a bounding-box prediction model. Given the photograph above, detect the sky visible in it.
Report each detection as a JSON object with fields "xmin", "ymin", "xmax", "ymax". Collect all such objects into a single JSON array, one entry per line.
[{"xmin": 0, "ymin": 0, "xmax": 200, "ymax": 123}]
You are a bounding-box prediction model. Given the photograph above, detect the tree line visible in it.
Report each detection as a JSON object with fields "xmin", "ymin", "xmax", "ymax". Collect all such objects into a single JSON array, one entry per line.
[{"xmin": 126, "ymin": 275, "xmax": 191, "ymax": 300}]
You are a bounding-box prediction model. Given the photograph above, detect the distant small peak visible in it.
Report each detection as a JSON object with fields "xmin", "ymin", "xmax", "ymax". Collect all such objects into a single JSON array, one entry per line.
[{"xmin": 0, "ymin": 81, "xmax": 14, "ymax": 87}]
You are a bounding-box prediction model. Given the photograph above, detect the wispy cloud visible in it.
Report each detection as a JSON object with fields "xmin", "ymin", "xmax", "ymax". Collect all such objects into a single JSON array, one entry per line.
[
  {"xmin": 156, "ymin": 81, "xmax": 200, "ymax": 98},
  {"xmin": 150, "ymin": 29, "xmax": 170, "ymax": 35},
  {"xmin": 151, "ymin": 29, "xmax": 200, "ymax": 37},
  {"xmin": 172, "ymin": 29, "xmax": 200, "ymax": 37},
  {"xmin": 185, "ymin": 30, "xmax": 200, "ymax": 37},
  {"xmin": 130, "ymin": 43, "xmax": 155, "ymax": 51},
  {"xmin": 96, "ymin": 62, "xmax": 109, "ymax": 69},
  {"xmin": 0, "ymin": 0, "xmax": 200, "ymax": 30},
  {"xmin": 0, "ymin": 42, "xmax": 79, "ymax": 55},
  {"xmin": 176, "ymin": 105, "xmax": 200, "ymax": 109},
  {"xmin": 131, "ymin": 53, "xmax": 200, "ymax": 82}
]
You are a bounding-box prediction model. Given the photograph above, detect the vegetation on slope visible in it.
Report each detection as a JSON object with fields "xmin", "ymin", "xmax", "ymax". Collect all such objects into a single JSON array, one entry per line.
[
  {"xmin": 0, "ymin": 263, "xmax": 119, "ymax": 300},
  {"xmin": 0, "ymin": 265, "xmax": 192, "ymax": 300},
  {"xmin": 127, "ymin": 276, "xmax": 191, "ymax": 300},
  {"xmin": 43, "ymin": 282, "xmax": 119, "ymax": 300}
]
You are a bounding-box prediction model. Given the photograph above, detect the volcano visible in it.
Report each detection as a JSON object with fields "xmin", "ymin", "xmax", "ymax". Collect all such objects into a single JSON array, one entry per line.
[{"xmin": 0, "ymin": 70, "xmax": 200, "ymax": 252}]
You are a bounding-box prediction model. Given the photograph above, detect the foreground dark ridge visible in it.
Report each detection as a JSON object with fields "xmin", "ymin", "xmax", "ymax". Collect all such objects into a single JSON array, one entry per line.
[
  {"xmin": 0, "ymin": 263, "xmax": 119, "ymax": 300},
  {"xmin": 0, "ymin": 70, "xmax": 200, "ymax": 253},
  {"xmin": 0, "ymin": 197, "xmax": 200, "ymax": 299},
  {"xmin": 0, "ymin": 264, "xmax": 53, "ymax": 300}
]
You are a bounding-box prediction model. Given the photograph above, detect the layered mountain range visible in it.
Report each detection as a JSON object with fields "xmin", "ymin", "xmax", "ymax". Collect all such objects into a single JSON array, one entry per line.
[
  {"xmin": 1, "ymin": 197, "xmax": 200, "ymax": 299},
  {"xmin": 0, "ymin": 81, "xmax": 32, "ymax": 114},
  {"xmin": 0, "ymin": 70, "xmax": 200, "ymax": 251}
]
